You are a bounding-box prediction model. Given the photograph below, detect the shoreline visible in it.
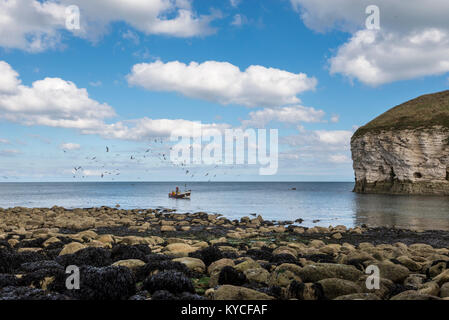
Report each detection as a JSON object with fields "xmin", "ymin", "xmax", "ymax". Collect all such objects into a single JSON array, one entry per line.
[{"xmin": 1, "ymin": 206, "xmax": 449, "ymax": 300}]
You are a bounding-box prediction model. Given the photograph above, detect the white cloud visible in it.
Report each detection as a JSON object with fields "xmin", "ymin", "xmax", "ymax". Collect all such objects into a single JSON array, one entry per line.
[
  {"xmin": 0, "ymin": 138, "xmax": 10, "ymax": 144},
  {"xmin": 0, "ymin": 149, "xmax": 21, "ymax": 156},
  {"xmin": 0, "ymin": 0, "xmax": 217, "ymax": 52},
  {"xmin": 127, "ymin": 60, "xmax": 317, "ymax": 107},
  {"xmin": 231, "ymin": 14, "xmax": 247, "ymax": 27},
  {"xmin": 83, "ymin": 118, "xmax": 231, "ymax": 141},
  {"xmin": 291, "ymin": 0, "xmax": 449, "ymax": 85},
  {"xmin": 282, "ymin": 129, "xmax": 353, "ymax": 152},
  {"xmin": 230, "ymin": 0, "xmax": 241, "ymax": 8},
  {"xmin": 314, "ymin": 130, "xmax": 352, "ymax": 145},
  {"xmin": 329, "ymin": 154, "xmax": 351, "ymax": 164},
  {"xmin": 0, "ymin": 61, "xmax": 115, "ymax": 129},
  {"xmin": 0, "ymin": 60, "xmax": 233, "ymax": 142},
  {"xmin": 89, "ymin": 81, "xmax": 102, "ymax": 87},
  {"xmin": 291, "ymin": 0, "xmax": 449, "ymax": 33},
  {"xmin": 0, "ymin": 61, "xmax": 21, "ymax": 94},
  {"xmin": 281, "ymin": 128, "xmax": 353, "ymax": 165},
  {"xmin": 81, "ymin": 169, "xmax": 103, "ymax": 177},
  {"xmin": 122, "ymin": 29, "xmax": 140, "ymax": 45},
  {"xmin": 242, "ymin": 105, "xmax": 325, "ymax": 128},
  {"xmin": 330, "ymin": 115, "xmax": 339, "ymax": 123},
  {"xmin": 60, "ymin": 143, "xmax": 80, "ymax": 150},
  {"xmin": 330, "ymin": 29, "xmax": 449, "ymax": 86}
]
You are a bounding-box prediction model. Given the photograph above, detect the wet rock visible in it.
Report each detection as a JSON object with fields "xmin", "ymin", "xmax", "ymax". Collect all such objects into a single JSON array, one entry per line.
[
  {"xmin": 161, "ymin": 226, "xmax": 176, "ymax": 232},
  {"xmin": 287, "ymin": 281, "xmax": 324, "ymax": 300},
  {"xmin": 395, "ymin": 255, "xmax": 422, "ymax": 272},
  {"xmin": 303, "ymin": 254, "xmax": 335, "ymax": 264},
  {"xmin": 390, "ymin": 290, "xmax": 442, "ymax": 300},
  {"xmin": 208, "ymin": 258, "xmax": 235, "ymax": 275},
  {"xmin": 42, "ymin": 237, "xmax": 62, "ymax": 248},
  {"xmin": 418, "ymin": 281, "xmax": 440, "ymax": 296},
  {"xmin": 298, "ymin": 263, "xmax": 362, "ymax": 282},
  {"xmin": 112, "ymin": 259, "xmax": 146, "ymax": 273},
  {"xmin": 433, "ymin": 269, "xmax": 449, "ymax": 286},
  {"xmin": 96, "ymin": 234, "xmax": 114, "ymax": 245},
  {"xmin": 426, "ymin": 260, "xmax": 449, "ymax": 278},
  {"xmin": 357, "ymin": 275, "xmax": 396, "ymax": 299},
  {"xmin": 440, "ymin": 282, "xmax": 449, "ymax": 298},
  {"xmin": 213, "ymin": 285, "xmax": 274, "ymax": 300},
  {"xmin": 317, "ymin": 278, "xmax": 361, "ymax": 300},
  {"xmin": 143, "ymin": 270, "xmax": 195, "ymax": 294},
  {"xmin": 268, "ymin": 264, "xmax": 302, "ymax": 287},
  {"xmin": 272, "ymin": 246, "xmax": 297, "ymax": 258},
  {"xmin": 270, "ymin": 254, "xmax": 300, "ymax": 266},
  {"xmin": 334, "ymin": 293, "xmax": 380, "ymax": 300},
  {"xmin": 165, "ymin": 243, "xmax": 198, "ymax": 258},
  {"xmin": 172, "ymin": 257, "xmax": 206, "ymax": 273},
  {"xmin": 59, "ymin": 242, "xmax": 86, "ymax": 256},
  {"xmin": 244, "ymin": 268, "xmax": 270, "ymax": 285},
  {"xmin": 234, "ymin": 259, "xmax": 261, "ymax": 272},
  {"xmin": 404, "ymin": 274, "xmax": 426, "ymax": 289},
  {"xmin": 373, "ymin": 261, "xmax": 410, "ymax": 283}
]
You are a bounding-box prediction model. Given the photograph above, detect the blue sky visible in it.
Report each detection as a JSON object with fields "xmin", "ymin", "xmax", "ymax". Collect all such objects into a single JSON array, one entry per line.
[{"xmin": 0, "ymin": 0, "xmax": 448, "ymax": 182}]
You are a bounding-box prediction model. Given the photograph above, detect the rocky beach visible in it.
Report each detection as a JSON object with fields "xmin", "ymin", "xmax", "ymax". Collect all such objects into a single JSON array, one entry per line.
[{"xmin": 1, "ymin": 206, "xmax": 449, "ymax": 300}]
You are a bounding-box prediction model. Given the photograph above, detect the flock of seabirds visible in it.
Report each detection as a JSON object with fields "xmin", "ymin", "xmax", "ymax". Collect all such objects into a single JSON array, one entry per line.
[{"xmin": 65, "ymin": 138, "xmax": 244, "ymax": 182}]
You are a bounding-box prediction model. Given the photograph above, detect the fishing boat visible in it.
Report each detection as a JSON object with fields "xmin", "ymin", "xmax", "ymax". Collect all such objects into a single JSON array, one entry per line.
[{"xmin": 169, "ymin": 186, "xmax": 191, "ymax": 199}]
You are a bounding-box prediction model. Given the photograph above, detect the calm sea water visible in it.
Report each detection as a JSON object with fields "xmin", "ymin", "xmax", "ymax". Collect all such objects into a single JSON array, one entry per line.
[{"xmin": 1, "ymin": 182, "xmax": 449, "ymax": 231}]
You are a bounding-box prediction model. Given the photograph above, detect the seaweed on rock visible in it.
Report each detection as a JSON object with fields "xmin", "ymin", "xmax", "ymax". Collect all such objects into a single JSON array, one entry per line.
[
  {"xmin": 143, "ymin": 270, "xmax": 195, "ymax": 295},
  {"xmin": 56, "ymin": 247, "xmax": 112, "ymax": 268}
]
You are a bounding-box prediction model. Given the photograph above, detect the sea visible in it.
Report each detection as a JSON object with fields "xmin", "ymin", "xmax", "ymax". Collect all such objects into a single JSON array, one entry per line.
[{"xmin": 1, "ymin": 182, "xmax": 449, "ymax": 231}]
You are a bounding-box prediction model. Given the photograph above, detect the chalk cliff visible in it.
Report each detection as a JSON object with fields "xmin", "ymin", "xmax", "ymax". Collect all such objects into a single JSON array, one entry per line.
[{"xmin": 351, "ymin": 90, "xmax": 449, "ymax": 195}]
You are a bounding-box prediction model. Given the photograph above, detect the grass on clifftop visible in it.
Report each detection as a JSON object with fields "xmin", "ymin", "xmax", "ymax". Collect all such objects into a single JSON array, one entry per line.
[{"xmin": 352, "ymin": 90, "xmax": 449, "ymax": 140}]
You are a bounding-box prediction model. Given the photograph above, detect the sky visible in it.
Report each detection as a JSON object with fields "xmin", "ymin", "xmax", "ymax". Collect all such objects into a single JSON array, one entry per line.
[{"xmin": 0, "ymin": 0, "xmax": 448, "ymax": 182}]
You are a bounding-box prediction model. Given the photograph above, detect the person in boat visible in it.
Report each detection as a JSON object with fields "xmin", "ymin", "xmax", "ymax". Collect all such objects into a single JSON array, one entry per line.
[{"xmin": 176, "ymin": 186, "xmax": 179, "ymax": 195}]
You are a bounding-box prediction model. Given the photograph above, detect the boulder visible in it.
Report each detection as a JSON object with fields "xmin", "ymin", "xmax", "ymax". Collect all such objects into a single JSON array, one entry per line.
[
  {"xmin": 390, "ymin": 291, "xmax": 441, "ymax": 300},
  {"xmin": 172, "ymin": 257, "xmax": 206, "ymax": 273},
  {"xmin": 298, "ymin": 263, "xmax": 362, "ymax": 282},
  {"xmin": 375, "ymin": 261, "xmax": 410, "ymax": 283},
  {"xmin": 334, "ymin": 293, "xmax": 380, "ymax": 300},
  {"xmin": 244, "ymin": 268, "xmax": 270, "ymax": 285},
  {"xmin": 112, "ymin": 259, "xmax": 146, "ymax": 272},
  {"xmin": 213, "ymin": 285, "xmax": 274, "ymax": 300},
  {"xmin": 208, "ymin": 259, "xmax": 235, "ymax": 275},
  {"xmin": 317, "ymin": 278, "xmax": 361, "ymax": 299},
  {"xmin": 59, "ymin": 242, "xmax": 86, "ymax": 256},
  {"xmin": 164, "ymin": 243, "xmax": 198, "ymax": 257}
]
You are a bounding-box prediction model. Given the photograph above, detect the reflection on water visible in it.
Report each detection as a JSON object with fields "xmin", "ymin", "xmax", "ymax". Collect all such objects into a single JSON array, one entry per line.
[
  {"xmin": 353, "ymin": 193, "xmax": 449, "ymax": 231},
  {"xmin": 0, "ymin": 182, "xmax": 449, "ymax": 230}
]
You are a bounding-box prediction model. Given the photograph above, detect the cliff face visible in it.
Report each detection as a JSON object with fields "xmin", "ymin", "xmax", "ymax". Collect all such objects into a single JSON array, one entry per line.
[{"xmin": 351, "ymin": 91, "xmax": 449, "ymax": 195}]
